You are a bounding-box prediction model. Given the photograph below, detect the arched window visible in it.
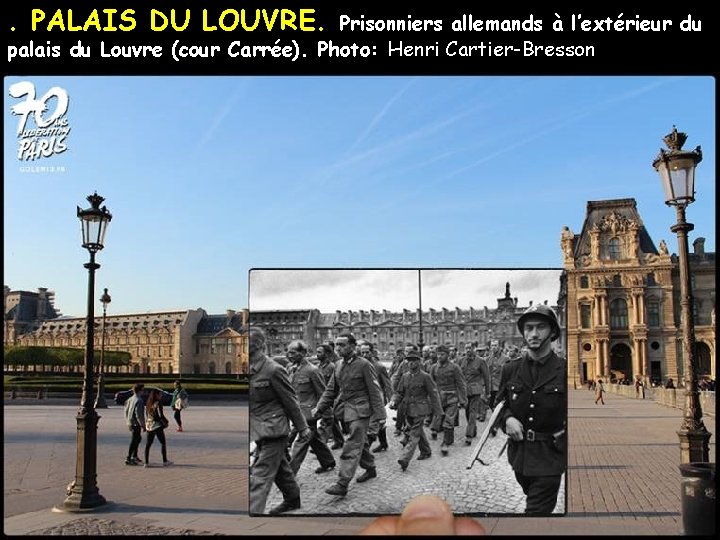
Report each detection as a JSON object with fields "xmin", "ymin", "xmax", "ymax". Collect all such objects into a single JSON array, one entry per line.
[
  {"xmin": 610, "ymin": 299, "xmax": 628, "ymax": 329},
  {"xmin": 209, "ymin": 362, "xmax": 216, "ymax": 374},
  {"xmin": 225, "ymin": 362, "xmax": 232, "ymax": 375},
  {"xmin": 608, "ymin": 238, "xmax": 621, "ymax": 260}
]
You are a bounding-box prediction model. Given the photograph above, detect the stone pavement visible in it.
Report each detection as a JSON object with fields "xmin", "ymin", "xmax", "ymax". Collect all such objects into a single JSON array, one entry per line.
[{"xmin": 3, "ymin": 390, "xmax": 715, "ymax": 535}]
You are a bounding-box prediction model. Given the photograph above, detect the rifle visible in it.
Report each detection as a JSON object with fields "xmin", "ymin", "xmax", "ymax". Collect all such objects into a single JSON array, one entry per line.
[{"xmin": 466, "ymin": 399, "xmax": 506, "ymax": 470}]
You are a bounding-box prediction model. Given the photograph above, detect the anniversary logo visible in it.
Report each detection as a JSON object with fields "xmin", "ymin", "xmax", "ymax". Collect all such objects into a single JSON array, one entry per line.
[{"xmin": 8, "ymin": 81, "xmax": 70, "ymax": 163}]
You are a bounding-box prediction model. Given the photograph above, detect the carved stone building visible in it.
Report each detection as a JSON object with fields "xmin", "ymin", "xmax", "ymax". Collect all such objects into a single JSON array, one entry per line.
[
  {"xmin": 3, "ymin": 287, "xmax": 249, "ymax": 375},
  {"xmin": 560, "ymin": 199, "xmax": 715, "ymax": 387},
  {"xmin": 249, "ymin": 284, "xmax": 564, "ymax": 358}
]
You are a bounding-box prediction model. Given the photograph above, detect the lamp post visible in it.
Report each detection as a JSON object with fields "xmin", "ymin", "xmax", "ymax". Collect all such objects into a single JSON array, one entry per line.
[
  {"xmin": 57, "ymin": 192, "xmax": 111, "ymax": 511},
  {"xmin": 652, "ymin": 126, "xmax": 711, "ymax": 464},
  {"xmin": 94, "ymin": 288, "xmax": 111, "ymax": 409}
]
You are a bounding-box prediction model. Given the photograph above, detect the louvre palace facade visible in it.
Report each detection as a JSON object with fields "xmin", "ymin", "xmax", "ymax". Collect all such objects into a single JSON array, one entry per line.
[
  {"xmin": 560, "ymin": 199, "xmax": 715, "ymax": 387},
  {"xmin": 4, "ymin": 286, "xmax": 248, "ymax": 375}
]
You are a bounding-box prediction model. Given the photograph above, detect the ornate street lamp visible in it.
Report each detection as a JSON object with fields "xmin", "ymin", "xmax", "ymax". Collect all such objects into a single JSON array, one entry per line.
[
  {"xmin": 57, "ymin": 192, "xmax": 112, "ymax": 511},
  {"xmin": 652, "ymin": 127, "xmax": 711, "ymax": 464},
  {"xmin": 94, "ymin": 288, "xmax": 111, "ymax": 409}
]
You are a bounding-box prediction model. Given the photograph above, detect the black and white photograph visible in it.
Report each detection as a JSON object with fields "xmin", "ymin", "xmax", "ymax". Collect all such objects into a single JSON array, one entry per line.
[{"xmin": 248, "ymin": 268, "xmax": 567, "ymax": 517}]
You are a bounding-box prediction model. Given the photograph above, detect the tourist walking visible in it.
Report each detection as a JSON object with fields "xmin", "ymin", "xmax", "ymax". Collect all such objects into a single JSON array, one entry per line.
[
  {"xmin": 594, "ymin": 378, "xmax": 605, "ymax": 405},
  {"xmin": 144, "ymin": 388, "xmax": 172, "ymax": 467},
  {"xmin": 171, "ymin": 380, "xmax": 189, "ymax": 432},
  {"xmin": 124, "ymin": 383, "xmax": 145, "ymax": 465}
]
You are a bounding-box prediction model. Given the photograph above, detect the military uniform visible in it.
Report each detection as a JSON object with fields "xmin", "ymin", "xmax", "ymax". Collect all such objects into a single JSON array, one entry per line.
[
  {"xmin": 317, "ymin": 357, "xmax": 344, "ymax": 447},
  {"xmin": 496, "ymin": 350, "xmax": 566, "ymax": 514},
  {"xmin": 392, "ymin": 368, "xmax": 442, "ymax": 467},
  {"xmin": 368, "ymin": 357, "xmax": 393, "ymax": 451},
  {"xmin": 390, "ymin": 358, "xmax": 412, "ymax": 435},
  {"xmin": 486, "ymin": 350, "xmax": 509, "ymax": 409},
  {"xmin": 249, "ymin": 354, "xmax": 308, "ymax": 515},
  {"xmin": 314, "ymin": 355, "xmax": 386, "ymax": 490},
  {"xmin": 288, "ymin": 359, "xmax": 335, "ymax": 475},
  {"xmin": 460, "ymin": 353, "xmax": 491, "ymax": 441},
  {"xmin": 430, "ymin": 360, "xmax": 467, "ymax": 447}
]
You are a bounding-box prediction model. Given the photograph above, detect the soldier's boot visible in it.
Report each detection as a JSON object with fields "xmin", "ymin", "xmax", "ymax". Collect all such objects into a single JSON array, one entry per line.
[
  {"xmin": 440, "ymin": 443, "xmax": 449, "ymax": 456},
  {"xmin": 398, "ymin": 459, "xmax": 409, "ymax": 472},
  {"xmin": 399, "ymin": 434, "xmax": 410, "ymax": 447},
  {"xmin": 417, "ymin": 453, "xmax": 432, "ymax": 460},
  {"xmin": 331, "ymin": 439, "xmax": 344, "ymax": 450},
  {"xmin": 430, "ymin": 430, "xmax": 438, "ymax": 440},
  {"xmin": 356, "ymin": 468, "xmax": 377, "ymax": 483},
  {"xmin": 465, "ymin": 437, "xmax": 472, "ymax": 446},
  {"xmin": 268, "ymin": 497, "xmax": 301, "ymax": 515},
  {"xmin": 325, "ymin": 483, "xmax": 348, "ymax": 497}
]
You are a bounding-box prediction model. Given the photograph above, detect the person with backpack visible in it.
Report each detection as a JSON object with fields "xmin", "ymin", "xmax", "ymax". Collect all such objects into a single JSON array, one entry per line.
[{"xmin": 171, "ymin": 380, "xmax": 189, "ymax": 432}]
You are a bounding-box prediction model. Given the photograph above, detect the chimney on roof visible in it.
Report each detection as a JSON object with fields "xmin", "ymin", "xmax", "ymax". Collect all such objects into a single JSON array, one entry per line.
[
  {"xmin": 226, "ymin": 309, "xmax": 236, "ymax": 319},
  {"xmin": 693, "ymin": 237, "xmax": 706, "ymax": 257},
  {"xmin": 37, "ymin": 288, "xmax": 48, "ymax": 320},
  {"xmin": 241, "ymin": 309, "xmax": 248, "ymax": 326}
]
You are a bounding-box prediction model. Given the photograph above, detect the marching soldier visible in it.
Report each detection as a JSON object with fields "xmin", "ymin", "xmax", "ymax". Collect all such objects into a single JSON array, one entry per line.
[
  {"xmin": 390, "ymin": 343, "xmax": 419, "ymax": 437},
  {"xmin": 249, "ymin": 328, "xmax": 310, "ymax": 516},
  {"xmin": 487, "ymin": 340, "xmax": 509, "ymax": 410},
  {"xmin": 495, "ymin": 304, "xmax": 567, "ymax": 515},
  {"xmin": 315, "ymin": 344, "xmax": 344, "ymax": 450},
  {"xmin": 311, "ymin": 333, "xmax": 386, "ymax": 497},
  {"xmin": 359, "ymin": 341, "xmax": 392, "ymax": 453},
  {"xmin": 459, "ymin": 342, "xmax": 491, "ymax": 446},
  {"xmin": 429, "ymin": 345, "xmax": 467, "ymax": 455},
  {"xmin": 287, "ymin": 340, "xmax": 336, "ymax": 476},
  {"xmin": 390, "ymin": 351, "xmax": 442, "ymax": 471}
]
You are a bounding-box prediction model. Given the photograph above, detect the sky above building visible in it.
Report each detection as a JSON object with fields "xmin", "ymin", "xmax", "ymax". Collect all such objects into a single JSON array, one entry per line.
[
  {"xmin": 249, "ymin": 269, "xmax": 562, "ymax": 312},
  {"xmin": 3, "ymin": 76, "xmax": 715, "ymax": 317}
]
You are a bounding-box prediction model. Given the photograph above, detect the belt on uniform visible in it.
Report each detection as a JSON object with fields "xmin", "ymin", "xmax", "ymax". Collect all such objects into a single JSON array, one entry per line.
[{"xmin": 524, "ymin": 428, "xmax": 565, "ymax": 442}]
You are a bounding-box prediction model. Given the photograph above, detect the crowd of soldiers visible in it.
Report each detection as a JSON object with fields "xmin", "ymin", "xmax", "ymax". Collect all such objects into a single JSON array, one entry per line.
[{"xmin": 248, "ymin": 323, "xmax": 525, "ymax": 515}]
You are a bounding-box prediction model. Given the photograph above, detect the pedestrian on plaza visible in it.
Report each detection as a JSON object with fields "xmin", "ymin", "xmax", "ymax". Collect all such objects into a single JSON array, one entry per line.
[
  {"xmin": 170, "ymin": 380, "xmax": 189, "ymax": 432},
  {"xmin": 634, "ymin": 376, "xmax": 645, "ymax": 399},
  {"xmin": 664, "ymin": 378, "xmax": 675, "ymax": 389},
  {"xmin": 359, "ymin": 341, "xmax": 392, "ymax": 453},
  {"xmin": 144, "ymin": 388, "xmax": 172, "ymax": 467},
  {"xmin": 459, "ymin": 342, "xmax": 491, "ymax": 445},
  {"xmin": 123, "ymin": 382, "xmax": 146, "ymax": 465},
  {"xmin": 286, "ymin": 340, "xmax": 336, "ymax": 476},
  {"xmin": 315, "ymin": 343, "xmax": 345, "ymax": 450},
  {"xmin": 594, "ymin": 379, "xmax": 605, "ymax": 405},
  {"xmin": 312, "ymin": 332, "xmax": 386, "ymax": 497},
  {"xmin": 429, "ymin": 345, "xmax": 467, "ymax": 455},
  {"xmin": 495, "ymin": 304, "xmax": 567, "ymax": 515},
  {"xmin": 249, "ymin": 328, "xmax": 311, "ymax": 515},
  {"xmin": 391, "ymin": 350, "xmax": 442, "ymax": 472}
]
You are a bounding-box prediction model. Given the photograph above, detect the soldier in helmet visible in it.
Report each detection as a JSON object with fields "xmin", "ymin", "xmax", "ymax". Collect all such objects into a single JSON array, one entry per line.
[{"xmin": 495, "ymin": 304, "xmax": 567, "ymax": 515}]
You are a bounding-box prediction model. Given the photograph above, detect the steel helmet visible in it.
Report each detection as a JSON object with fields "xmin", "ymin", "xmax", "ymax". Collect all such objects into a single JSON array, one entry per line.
[{"xmin": 517, "ymin": 304, "xmax": 561, "ymax": 341}]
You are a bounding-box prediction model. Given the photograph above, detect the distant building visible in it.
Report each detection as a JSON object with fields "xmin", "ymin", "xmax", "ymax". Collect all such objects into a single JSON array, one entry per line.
[
  {"xmin": 248, "ymin": 283, "xmax": 564, "ymax": 358},
  {"xmin": 3, "ymin": 287, "xmax": 248, "ymax": 375},
  {"xmin": 559, "ymin": 198, "xmax": 715, "ymax": 387},
  {"xmin": 3, "ymin": 286, "xmax": 61, "ymax": 344}
]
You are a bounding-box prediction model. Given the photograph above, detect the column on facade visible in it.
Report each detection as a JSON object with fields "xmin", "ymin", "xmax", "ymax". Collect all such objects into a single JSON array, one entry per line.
[
  {"xmin": 632, "ymin": 339, "xmax": 642, "ymax": 377},
  {"xmin": 602, "ymin": 339, "xmax": 610, "ymax": 378}
]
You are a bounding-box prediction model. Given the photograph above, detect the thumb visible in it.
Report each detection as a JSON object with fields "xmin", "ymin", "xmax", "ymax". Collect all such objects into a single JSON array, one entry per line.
[{"xmin": 396, "ymin": 495, "xmax": 455, "ymax": 535}]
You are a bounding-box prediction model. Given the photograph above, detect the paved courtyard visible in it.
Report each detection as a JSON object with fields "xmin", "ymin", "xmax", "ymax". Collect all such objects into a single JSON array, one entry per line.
[{"xmin": 3, "ymin": 389, "xmax": 715, "ymax": 535}]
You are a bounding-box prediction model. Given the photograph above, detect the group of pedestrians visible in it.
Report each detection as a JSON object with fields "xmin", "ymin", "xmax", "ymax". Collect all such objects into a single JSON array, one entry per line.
[{"xmin": 123, "ymin": 380, "xmax": 188, "ymax": 467}]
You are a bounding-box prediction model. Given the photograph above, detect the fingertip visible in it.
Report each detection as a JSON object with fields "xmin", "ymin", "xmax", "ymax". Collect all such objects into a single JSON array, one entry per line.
[{"xmin": 455, "ymin": 517, "xmax": 487, "ymax": 535}]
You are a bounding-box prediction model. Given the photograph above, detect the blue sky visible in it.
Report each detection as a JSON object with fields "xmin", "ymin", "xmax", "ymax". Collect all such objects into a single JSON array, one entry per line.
[{"xmin": 3, "ymin": 76, "xmax": 715, "ymax": 317}]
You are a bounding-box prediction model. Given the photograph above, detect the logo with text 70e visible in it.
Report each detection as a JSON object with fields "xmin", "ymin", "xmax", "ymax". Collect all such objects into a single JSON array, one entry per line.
[{"xmin": 8, "ymin": 81, "xmax": 71, "ymax": 161}]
